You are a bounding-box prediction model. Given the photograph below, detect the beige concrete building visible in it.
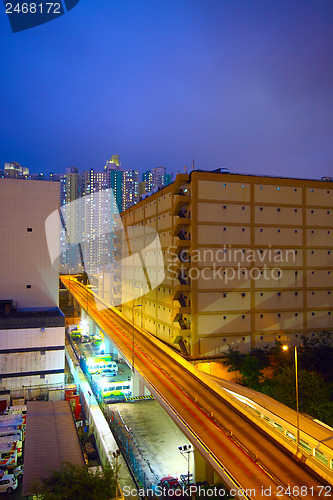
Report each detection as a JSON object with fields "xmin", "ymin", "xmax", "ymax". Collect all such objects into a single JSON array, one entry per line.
[
  {"xmin": 116, "ymin": 171, "xmax": 333, "ymax": 358},
  {"xmin": 0, "ymin": 179, "xmax": 65, "ymax": 402}
]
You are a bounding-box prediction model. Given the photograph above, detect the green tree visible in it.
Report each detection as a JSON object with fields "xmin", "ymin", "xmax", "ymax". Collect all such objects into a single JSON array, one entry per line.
[
  {"xmin": 299, "ymin": 331, "xmax": 333, "ymax": 382},
  {"xmin": 249, "ymin": 346, "xmax": 271, "ymax": 370},
  {"xmin": 269, "ymin": 340, "xmax": 294, "ymax": 373},
  {"xmin": 239, "ymin": 355, "xmax": 264, "ymax": 389},
  {"xmin": 224, "ymin": 346, "xmax": 244, "ymax": 372},
  {"xmin": 33, "ymin": 461, "xmax": 118, "ymax": 500},
  {"xmin": 261, "ymin": 366, "xmax": 333, "ymax": 425}
]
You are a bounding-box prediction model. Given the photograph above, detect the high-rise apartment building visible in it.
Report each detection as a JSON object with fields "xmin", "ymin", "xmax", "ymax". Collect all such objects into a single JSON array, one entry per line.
[
  {"xmin": 58, "ymin": 158, "xmax": 172, "ymax": 274},
  {"xmin": 3, "ymin": 162, "xmax": 29, "ymax": 178},
  {"xmin": 109, "ymin": 154, "xmax": 121, "ymax": 166},
  {"xmin": 119, "ymin": 171, "xmax": 333, "ymax": 358},
  {"xmin": 104, "ymin": 161, "xmax": 123, "ymax": 213},
  {"xmin": 142, "ymin": 170, "xmax": 153, "ymax": 192},
  {"xmin": 60, "ymin": 167, "xmax": 80, "ymax": 272},
  {"xmin": 0, "ymin": 178, "xmax": 65, "ymax": 404},
  {"xmin": 123, "ymin": 169, "xmax": 139, "ymax": 211},
  {"xmin": 50, "ymin": 172, "xmax": 60, "ymax": 182},
  {"xmin": 151, "ymin": 166, "xmax": 171, "ymax": 190}
]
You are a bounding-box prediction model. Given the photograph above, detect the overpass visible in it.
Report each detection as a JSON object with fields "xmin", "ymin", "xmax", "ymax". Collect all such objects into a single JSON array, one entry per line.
[{"xmin": 61, "ymin": 275, "xmax": 331, "ymax": 500}]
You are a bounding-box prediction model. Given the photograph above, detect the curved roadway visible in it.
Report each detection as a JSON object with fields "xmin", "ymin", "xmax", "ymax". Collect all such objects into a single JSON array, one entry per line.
[{"xmin": 61, "ymin": 276, "xmax": 328, "ymax": 500}]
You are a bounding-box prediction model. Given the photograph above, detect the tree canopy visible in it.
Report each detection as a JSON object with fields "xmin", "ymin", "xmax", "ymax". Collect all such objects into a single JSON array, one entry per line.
[
  {"xmin": 223, "ymin": 332, "xmax": 333, "ymax": 426},
  {"xmin": 33, "ymin": 461, "xmax": 118, "ymax": 500}
]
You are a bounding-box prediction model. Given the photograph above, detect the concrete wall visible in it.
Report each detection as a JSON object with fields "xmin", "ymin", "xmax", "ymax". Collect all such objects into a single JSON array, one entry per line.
[
  {"xmin": 0, "ymin": 178, "xmax": 64, "ymax": 397},
  {"xmin": 0, "ymin": 326, "xmax": 65, "ymax": 392},
  {"xmin": 0, "ymin": 179, "xmax": 60, "ymax": 308}
]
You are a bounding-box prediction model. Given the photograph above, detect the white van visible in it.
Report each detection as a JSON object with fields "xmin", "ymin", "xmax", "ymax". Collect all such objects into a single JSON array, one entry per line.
[
  {"xmin": 100, "ymin": 361, "xmax": 118, "ymax": 377},
  {"xmin": 0, "ymin": 472, "xmax": 18, "ymax": 494}
]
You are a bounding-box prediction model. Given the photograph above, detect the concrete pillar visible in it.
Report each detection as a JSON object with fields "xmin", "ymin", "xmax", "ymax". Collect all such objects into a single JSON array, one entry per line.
[
  {"xmin": 89, "ymin": 317, "xmax": 96, "ymax": 336},
  {"xmin": 194, "ymin": 449, "xmax": 215, "ymax": 484},
  {"xmin": 74, "ymin": 297, "xmax": 81, "ymax": 314},
  {"xmin": 131, "ymin": 371, "xmax": 151, "ymax": 397},
  {"xmin": 68, "ymin": 291, "xmax": 74, "ymax": 307}
]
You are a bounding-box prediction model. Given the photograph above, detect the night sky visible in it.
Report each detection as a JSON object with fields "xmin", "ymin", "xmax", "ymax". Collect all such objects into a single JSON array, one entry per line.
[{"xmin": 1, "ymin": 0, "xmax": 333, "ymax": 179}]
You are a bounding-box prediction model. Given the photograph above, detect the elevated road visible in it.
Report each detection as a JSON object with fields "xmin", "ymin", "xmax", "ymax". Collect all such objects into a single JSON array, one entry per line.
[{"xmin": 61, "ymin": 276, "xmax": 329, "ymax": 500}]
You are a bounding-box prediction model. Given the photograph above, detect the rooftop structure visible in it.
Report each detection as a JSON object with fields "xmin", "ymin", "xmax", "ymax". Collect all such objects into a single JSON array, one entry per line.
[{"xmin": 22, "ymin": 401, "xmax": 85, "ymax": 496}]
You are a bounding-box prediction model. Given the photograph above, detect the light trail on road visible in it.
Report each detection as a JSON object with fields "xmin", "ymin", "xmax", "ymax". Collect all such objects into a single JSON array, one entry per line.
[{"xmin": 61, "ymin": 276, "xmax": 328, "ymax": 500}]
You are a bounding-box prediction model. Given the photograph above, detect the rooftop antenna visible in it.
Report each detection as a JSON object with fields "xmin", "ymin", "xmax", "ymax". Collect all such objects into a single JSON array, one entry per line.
[
  {"xmin": 184, "ymin": 165, "xmax": 187, "ymax": 174},
  {"xmin": 192, "ymin": 159, "xmax": 195, "ymax": 171}
]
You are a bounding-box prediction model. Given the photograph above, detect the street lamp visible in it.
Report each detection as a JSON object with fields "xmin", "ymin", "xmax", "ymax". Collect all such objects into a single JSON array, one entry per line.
[
  {"xmin": 132, "ymin": 304, "xmax": 142, "ymax": 373},
  {"xmin": 178, "ymin": 444, "xmax": 193, "ymax": 488},
  {"xmin": 282, "ymin": 345, "xmax": 300, "ymax": 453}
]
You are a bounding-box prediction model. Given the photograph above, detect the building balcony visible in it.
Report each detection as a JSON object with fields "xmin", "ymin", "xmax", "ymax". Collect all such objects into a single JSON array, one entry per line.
[
  {"xmin": 174, "ymin": 240, "xmax": 191, "ymax": 254},
  {"xmin": 172, "ymin": 284, "xmax": 191, "ymax": 301},
  {"xmin": 171, "ymin": 195, "xmax": 191, "ymax": 216},
  {"xmin": 177, "ymin": 274, "xmax": 191, "ymax": 286},
  {"xmin": 178, "ymin": 207, "xmax": 191, "ymax": 218},
  {"xmin": 177, "ymin": 293, "xmax": 189, "ymax": 308},
  {"xmin": 171, "ymin": 174, "xmax": 190, "ymax": 195},
  {"xmin": 174, "ymin": 305, "xmax": 191, "ymax": 314},
  {"xmin": 171, "ymin": 217, "xmax": 191, "ymax": 238},
  {"xmin": 172, "ymin": 313, "xmax": 191, "ymax": 331}
]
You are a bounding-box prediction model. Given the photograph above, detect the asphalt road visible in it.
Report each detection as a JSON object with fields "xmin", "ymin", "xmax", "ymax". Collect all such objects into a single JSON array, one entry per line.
[{"xmin": 61, "ymin": 277, "xmax": 328, "ymax": 500}]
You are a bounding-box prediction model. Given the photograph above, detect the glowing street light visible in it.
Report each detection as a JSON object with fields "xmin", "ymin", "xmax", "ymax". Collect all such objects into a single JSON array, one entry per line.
[
  {"xmin": 282, "ymin": 345, "xmax": 300, "ymax": 453},
  {"xmin": 178, "ymin": 444, "xmax": 193, "ymax": 488}
]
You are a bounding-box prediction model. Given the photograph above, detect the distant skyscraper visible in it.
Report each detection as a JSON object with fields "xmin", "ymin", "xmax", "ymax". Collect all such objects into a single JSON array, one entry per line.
[
  {"xmin": 152, "ymin": 166, "xmax": 172, "ymax": 190},
  {"xmin": 110, "ymin": 155, "xmax": 120, "ymax": 166},
  {"xmin": 50, "ymin": 172, "xmax": 60, "ymax": 182},
  {"xmin": 4, "ymin": 162, "xmax": 29, "ymax": 178},
  {"xmin": 141, "ymin": 167, "xmax": 172, "ymax": 197},
  {"xmin": 104, "ymin": 161, "xmax": 123, "ymax": 213},
  {"xmin": 142, "ymin": 170, "xmax": 153, "ymax": 192},
  {"xmin": 139, "ymin": 180, "xmax": 149, "ymax": 197},
  {"xmin": 164, "ymin": 172, "xmax": 172, "ymax": 186},
  {"xmin": 60, "ymin": 167, "xmax": 80, "ymax": 272},
  {"xmin": 123, "ymin": 170, "xmax": 139, "ymax": 210}
]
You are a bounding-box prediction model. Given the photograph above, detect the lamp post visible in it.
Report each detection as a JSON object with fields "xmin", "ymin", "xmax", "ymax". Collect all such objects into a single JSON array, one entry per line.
[
  {"xmin": 282, "ymin": 345, "xmax": 300, "ymax": 453},
  {"xmin": 132, "ymin": 304, "xmax": 142, "ymax": 372},
  {"xmin": 178, "ymin": 444, "xmax": 193, "ymax": 489}
]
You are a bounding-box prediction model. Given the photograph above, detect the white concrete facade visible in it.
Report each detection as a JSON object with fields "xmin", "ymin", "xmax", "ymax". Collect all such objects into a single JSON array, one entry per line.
[
  {"xmin": 0, "ymin": 178, "xmax": 65, "ymax": 401},
  {"xmin": 0, "ymin": 179, "xmax": 60, "ymax": 308}
]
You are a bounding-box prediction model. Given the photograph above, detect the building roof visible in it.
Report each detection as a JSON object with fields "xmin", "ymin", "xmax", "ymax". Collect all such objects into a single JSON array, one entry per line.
[
  {"xmin": 22, "ymin": 400, "xmax": 85, "ymax": 496},
  {"xmin": 0, "ymin": 307, "xmax": 64, "ymax": 330}
]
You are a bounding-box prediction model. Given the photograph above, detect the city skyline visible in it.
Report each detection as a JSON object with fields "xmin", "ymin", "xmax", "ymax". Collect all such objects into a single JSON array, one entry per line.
[{"xmin": 1, "ymin": 1, "xmax": 333, "ymax": 179}]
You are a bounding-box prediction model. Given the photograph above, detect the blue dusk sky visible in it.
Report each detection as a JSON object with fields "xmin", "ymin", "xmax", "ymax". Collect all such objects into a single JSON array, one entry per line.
[{"xmin": 0, "ymin": 0, "xmax": 333, "ymax": 179}]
